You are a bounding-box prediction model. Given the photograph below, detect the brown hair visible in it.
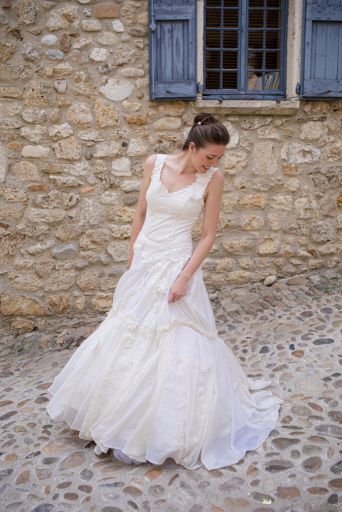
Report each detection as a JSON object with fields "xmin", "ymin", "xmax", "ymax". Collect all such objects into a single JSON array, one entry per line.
[{"xmin": 182, "ymin": 113, "xmax": 230, "ymax": 150}]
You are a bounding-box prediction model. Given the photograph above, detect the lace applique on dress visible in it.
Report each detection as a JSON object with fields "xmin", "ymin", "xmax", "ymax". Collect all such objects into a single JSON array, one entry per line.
[{"xmin": 153, "ymin": 153, "xmax": 218, "ymax": 201}]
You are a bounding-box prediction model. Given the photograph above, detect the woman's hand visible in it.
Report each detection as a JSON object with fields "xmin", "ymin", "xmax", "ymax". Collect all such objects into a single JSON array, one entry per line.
[{"xmin": 168, "ymin": 274, "xmax": 190, "ymax": 303}]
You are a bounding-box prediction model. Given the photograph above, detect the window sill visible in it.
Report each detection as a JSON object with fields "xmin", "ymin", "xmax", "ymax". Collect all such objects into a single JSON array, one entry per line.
[{"xmin": 193, "ymin": 98, "xmax": 300, "ymax": 115}]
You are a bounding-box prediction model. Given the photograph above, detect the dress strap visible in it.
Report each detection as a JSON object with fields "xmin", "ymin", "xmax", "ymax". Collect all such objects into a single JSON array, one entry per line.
[
  {"xmin": 151, "ymin": 153, "xmax": 166, "ymax": 176},
  {"xmin": 198, "ymin": 167, "xmax": 218, "ymax": 192}
]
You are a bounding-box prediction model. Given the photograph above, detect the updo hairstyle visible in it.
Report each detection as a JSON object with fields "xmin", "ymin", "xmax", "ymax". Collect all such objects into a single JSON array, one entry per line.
[{"xmin": 182, "ymin": 113, "xmax": 230, "ymax": 150}]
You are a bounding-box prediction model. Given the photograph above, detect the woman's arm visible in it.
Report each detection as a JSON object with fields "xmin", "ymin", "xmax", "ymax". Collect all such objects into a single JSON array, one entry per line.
[
  {"xmin": 127, "ymin": 154, "xmax": 157, "ymax": 268},
  {"xmin": 168, "ymin": 170, "xmax": 224, "ymax": 302}
]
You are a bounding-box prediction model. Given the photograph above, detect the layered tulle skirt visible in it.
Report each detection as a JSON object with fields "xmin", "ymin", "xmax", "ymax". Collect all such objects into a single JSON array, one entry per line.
[{"xmin": 46, "ymin": 232, "xmax": 283, "ymax": 470}]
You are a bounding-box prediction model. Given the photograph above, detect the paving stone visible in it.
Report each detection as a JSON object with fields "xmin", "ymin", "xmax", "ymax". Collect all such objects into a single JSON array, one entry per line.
[{"xmin": 0, "ymin": 265, "xmax": 341, "ymax": 510}]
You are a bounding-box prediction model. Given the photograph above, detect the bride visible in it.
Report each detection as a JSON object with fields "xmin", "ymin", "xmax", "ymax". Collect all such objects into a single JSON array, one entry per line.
[{"xmin": 46, "ymin": 112, "xmax": 283, "ymax": 470}]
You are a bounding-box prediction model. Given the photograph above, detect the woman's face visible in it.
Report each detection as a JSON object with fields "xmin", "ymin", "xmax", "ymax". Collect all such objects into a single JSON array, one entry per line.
[{"xmin": 190, "ymin": 142, "xmax": 226, "ymax": 173}]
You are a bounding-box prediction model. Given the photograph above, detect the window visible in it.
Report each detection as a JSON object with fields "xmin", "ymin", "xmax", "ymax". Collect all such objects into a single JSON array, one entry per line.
[
  {"xmin": 203, "ymin": 0, "xmax": 288, "ymax": 99},
  {"xmin": 148, "ymin": 0, "xmax": 342, "ymax": 101}
]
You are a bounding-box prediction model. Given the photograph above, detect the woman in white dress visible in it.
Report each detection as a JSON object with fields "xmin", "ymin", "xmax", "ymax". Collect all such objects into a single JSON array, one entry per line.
[{"xmin": 46, "ymin": 113, "xmax": 283, "ymax": 470}]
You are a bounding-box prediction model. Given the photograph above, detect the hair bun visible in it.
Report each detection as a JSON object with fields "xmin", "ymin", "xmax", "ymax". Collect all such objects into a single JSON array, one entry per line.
[{"xmin": 193, "ymin": 113, "xmax": 217, "ymax": 127}]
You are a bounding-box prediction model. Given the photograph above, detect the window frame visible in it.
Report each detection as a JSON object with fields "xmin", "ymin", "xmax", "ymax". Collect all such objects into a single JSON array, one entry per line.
[{"xmin": 201, "ymin": 0, "xmax": 289, "ymax": 101}]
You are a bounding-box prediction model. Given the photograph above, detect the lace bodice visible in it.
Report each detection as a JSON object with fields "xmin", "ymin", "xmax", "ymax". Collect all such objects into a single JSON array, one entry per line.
[{"xmin": 135, "ymin": 154, "xmax": 218, "ymax": 252}]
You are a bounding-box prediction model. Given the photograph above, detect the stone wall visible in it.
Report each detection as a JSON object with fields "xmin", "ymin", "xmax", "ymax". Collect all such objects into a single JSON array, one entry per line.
[{"xmin": 0, "ymin": 0, "xmax": 341, "ymax": 333}]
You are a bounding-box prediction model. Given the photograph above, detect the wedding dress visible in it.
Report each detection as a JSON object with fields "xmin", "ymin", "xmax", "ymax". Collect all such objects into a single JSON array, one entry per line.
[{"xmin": 46, "ymin": 153, "xmax": 283, "ymax": 470}]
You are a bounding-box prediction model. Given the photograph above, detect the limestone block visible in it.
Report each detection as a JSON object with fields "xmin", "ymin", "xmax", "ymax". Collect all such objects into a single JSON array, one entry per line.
[
  {"xmin": 79, "ymin": 198, "xmax": 105, "ymax": 226},
  {"xmin": 66, "ymin": 103, "xmax": 93, "ymax": 125},
  {"xmin": 257, "ymin": 236, "xmax": 281, "ymax": 255},
  {"xmin": 11, "ymin": 272, "xmax": 43, "ymax": 291},
  {"xmin": 100, "ymin": 78, "xmax": 134, "ymax": 101},
  {"xmin": 251, "ymin": 141, "xmax": 278, "ymax": 175},
  {"xmin": 53, "ymin": 62, "xmax": 73, "ymax": 77},
  {"xmin": 122, "ymin": 67, "xmax": 145, "ymax": 78},
  {"xmin": 52, "ymin": 243, "xmax": 78, "ymax": 259},
  {"xmin": 10, "ymin": 318, "xmax": 35, "ymax": 334},
  {"xmin": 47, "ymin": 294, "xmax": 70, "ymax": 314},
  {"xmin": 20, "ymin": 125, "xmax": 47, "ymax": 143},
  {"xmin": 294, "ymin": 197, "xmax": 318, "ymax": 219},
  {"xmin": 16, "ymin": 0, "xmax": 39, "ymax": 24},
  {"xmin": 81, "ymin": 19, "xmax": 102, "ymax": 31},
  {"xmin": 226, "ymin": 271, "xmax": 253, "ymax": 284},
  {"xmin": 311, "ymin": 220, "xmax": 337, "ymax": 243},
  {"xmin": 222, "ymin": 237, "xmax": 255, "ymax": 254},
  {"xmin": 282, "ymin": 163, "xmax": 299, "ymax": 175},
  {"xmin": 111, "ymin": 157, "xmax": 131, "ymax": 176},
  {"xmin": 96, "ymin": 32, "xmax": 117, "ymax": 45},
  {"xmin": 240, "ymin": 214, "xmax": 264, "ymax": 231},
  {"xmin": 76, "ymin": 270, "xmax": 98, "ymax": 290},
  {"xmin": 47, "ymin": 5, "xmax": 79, "ymax": 31},
  {"xmin": 53, "ymin": 136, "xmax": 82, "ymax": 160},
  {"xmin": 100, "ymin": 191, "xmax": 121, "ymax": 204},
  {"xmin": 270, "ymin": 194, "xmax": 293, "ymax": 211},
  {"xmin": 113, "ymin": 44, "xmax": 136, "ymax": 65},
  {"xmin": 0, "ymin": 87, "xmax": 23, "ymax": 98},
  {"xmin": 239, "ymin": 193, "xmax": 267, "ymax": 209},
  {"xmin": 119, "ymin": 179, "xmax": 141, "ymax": 192},
  {"xmin": 127, "ymin": 138, "xmax": 149, "ymax": 156},
  {"xmin": 0, "ymin": 41, "xmax": 16, "ymax": 63},
  {"xmin": 300, "ymin": 121, "xmax": 323, "ymax": 141},
  {"xmin": 45, "ymin": 50, "xmax": 64, "ymax": 60},
  {"xmin": 93, "ymin": 141, "xmax": 121, "ymax": 158},
  {"xmin": 89, "ymin": 48, "xmax": 110, "ymax": 62},
  {"xmin": 285, "ymin": 143, "xmax": 320, "ymax": 164},
  {"xmin": 107, "ymin": 240, "xmax": 130, "ymax": 262},
  {"xmin": 21, "ymin": 145, "xmax": 50, "ymax": 158},
  {"xmin": 223, "ymin": 121, "xmax": 239, "ymax": 149},
  {"xmin": 108, "ymin": 225, "xmax": 130, "ymax": 239},
  {"xmin": 94, "ymin": 99, "xmax": 118, "ymax": 128},
  {"xmin": 112, "ymin": 20, "xmax": 124, "ymax": 32},
  {"xmin": 55, "ymin": 224, "xmax": 82, "ymax": 241},
  {"xmin": 78, "ymin": 129, "xmax": 104, "ymax": 142},
  {"xmin": 152, "ymin": 117, "xmax": 182, "ymax": 131},
  {"xmin": 48, "ymin": 123, "xmax": 73, "ymax": 140},
  {"xmin": 91, "ymin": 293, "xmax": 112, "ymax": 312},
  {"xmin": 326, "ymin": 142, "xmax": 342, "ymax": 162},
  {"xmin": 21, "ymin": 107, "xmax": 47, "ymax": 123},
  {"xmin": 41, "ymin": 35, "xmax": 58, "ymax": 46},
  {"xmin": 23, "ymin": 80, "xmax": 52, "ymax": 107},
  {"xmin": 44, "ymin": 270, "xmax": 76, "ymax": 292},
  {"xmin": 79, "ymin": 228, "xmax": 111, "ymax": 249},
  {"xmin": 94, "ymin": 3, "xmax": 119, "ymax": 18},
  {"xmin": 0, "ymin": 118, "xmax": 23, "ymax": 130},
  {"xmin": 1, "ymin": 295, "xmax": 45, "ymax": 316},
  {"xmin": 240, "ymin": 118, "xmax": 273, "ymax": 130},
  {"xmin": 26, "ymin": 207, "xmax": 66, "ymax": 224},
  {"xmin": 221, "ymin": 150, "xmax": 247, "ymax": 174},
  {"xmin": 12, "ymin": 161, "xmax": 39, "ymax": 180}
]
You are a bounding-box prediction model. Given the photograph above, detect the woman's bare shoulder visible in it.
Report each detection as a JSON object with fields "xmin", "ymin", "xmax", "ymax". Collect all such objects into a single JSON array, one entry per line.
[{"xmin": 210, "ymin": 168, "xmax": 224, "ymax": 188}]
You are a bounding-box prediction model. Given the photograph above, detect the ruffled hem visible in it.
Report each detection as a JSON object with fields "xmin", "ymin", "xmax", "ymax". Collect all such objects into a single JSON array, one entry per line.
[{"xmin": 46, "ymin": 316, "xmax": 283, "ymax": 470}]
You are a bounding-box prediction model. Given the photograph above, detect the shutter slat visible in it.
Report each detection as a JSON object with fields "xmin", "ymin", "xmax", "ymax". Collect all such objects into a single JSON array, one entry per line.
[
  {"xmin": 302, "ymin": 0, "xmax": 342, "ymax": 97},
  {"xmin": 149, "ymin": 0, "xmax": 197, "ymax": 100}
]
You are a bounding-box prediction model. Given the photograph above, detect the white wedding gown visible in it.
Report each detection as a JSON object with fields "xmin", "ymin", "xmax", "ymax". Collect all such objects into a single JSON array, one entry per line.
[{"xmin": 46, "ymin": 153, "xmax": 283, "ymax": 470}]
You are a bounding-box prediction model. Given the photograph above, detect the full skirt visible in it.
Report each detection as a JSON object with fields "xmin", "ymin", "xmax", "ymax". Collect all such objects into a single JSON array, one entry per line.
[{"xmin": 46, "ymin": 234, "xmax": 283, "ymax": 470}]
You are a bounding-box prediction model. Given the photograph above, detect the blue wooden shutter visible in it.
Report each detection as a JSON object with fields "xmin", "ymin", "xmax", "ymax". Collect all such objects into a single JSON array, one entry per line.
[
  {"xmin": 148, "ymin": 0, "xmax": 197, "ymax": 100},
  {"xmin": 301, "ymin": 0, "xmax": 342, "ymax": 98}
]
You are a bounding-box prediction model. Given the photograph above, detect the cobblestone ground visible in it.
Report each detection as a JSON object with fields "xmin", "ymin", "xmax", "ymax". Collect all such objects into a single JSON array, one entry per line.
[{"xmin": 1, "ymin": 266, "xmax": 341, "ymax": 512}]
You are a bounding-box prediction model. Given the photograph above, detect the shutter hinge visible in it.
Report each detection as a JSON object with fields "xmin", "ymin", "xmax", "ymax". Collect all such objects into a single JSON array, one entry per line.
[
  {"xmin": 197, "ymin": 82, "xmax": 202, "ymax": 93},
  {"xmin": 295, "ymin": 82, "xmax": 301, "ymax": 95}
]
